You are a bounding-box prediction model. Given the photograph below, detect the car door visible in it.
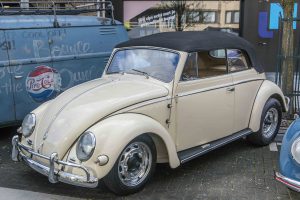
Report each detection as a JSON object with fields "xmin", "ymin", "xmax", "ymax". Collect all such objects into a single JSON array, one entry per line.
[
  {"xmin": 0, "ymin": 30, "xmax": 15, "ymax": 124},
  {"xmin": 175, "ymin": 50, "xmax": 235, "ymax": 151},
  {"xmin": 227, "ymin": 49, "xmax": 265, "ymax": 132},
  {"xmin": 5, "ymin": 29, "xmax": 53, "ymax": 120}
]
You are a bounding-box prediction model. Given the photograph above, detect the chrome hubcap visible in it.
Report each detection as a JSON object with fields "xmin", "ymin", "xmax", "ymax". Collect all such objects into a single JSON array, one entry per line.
[
  {"xmin": 118, "ymin": 142, "xmax": 152, "ymax": 187},
  {"xmin": 262, "ymin": 108, "xmax": 279, "ymax": 138}
]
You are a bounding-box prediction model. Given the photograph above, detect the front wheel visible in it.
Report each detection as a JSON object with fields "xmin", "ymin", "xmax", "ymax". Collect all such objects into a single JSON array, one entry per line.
[
  {"xmin": 247, "ymin": 98, "xmax": 282, "ymax": 146},
  {"xmin": 103, "ymin": 135, "xmax": 156, "ymax": 195}
]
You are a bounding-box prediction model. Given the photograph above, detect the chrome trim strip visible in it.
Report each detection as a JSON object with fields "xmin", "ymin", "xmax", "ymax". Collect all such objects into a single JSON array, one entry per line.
[
  {"xmin": 275, "ymin": 172, "xmax": 300, "ymax": 192},
  {"xmin": 11, "ymin": 135, "xmax": 19, "ymax": 162},
  {"xmin": 177, "ymin": 82, "xmax": 233, "ymax": 97},
  {"xmin": 233, "ymin": 78, "xmax": 265, "ymax": 85},
  {"xmin": 179, "ymin": 129, "xmax": 252, "ymax": 163},
  {"xmin": 11, "ymin": 136, "xmax": 98, "ymax": 188},
  {"xmin": 117, "ymin": 96, "xmax": 171, "ymax": 113},
  {"xmin": 177, "ymin": 78, "xmax": 264, "ymax": 98}
]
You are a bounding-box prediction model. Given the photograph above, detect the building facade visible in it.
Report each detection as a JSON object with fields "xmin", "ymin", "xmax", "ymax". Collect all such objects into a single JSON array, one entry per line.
[{"xmin": 128, "ymin": 1, "xmax": 240, "ymax": 33}]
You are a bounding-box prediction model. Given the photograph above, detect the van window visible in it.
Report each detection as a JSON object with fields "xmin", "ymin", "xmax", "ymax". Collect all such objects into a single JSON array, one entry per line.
[{"xmin": 227, "ymin": 49, "xmax": 250, "ymax": 72}]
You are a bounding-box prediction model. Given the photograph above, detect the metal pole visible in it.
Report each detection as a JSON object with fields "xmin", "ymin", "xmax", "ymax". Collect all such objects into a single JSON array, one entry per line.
[
  {"xmin": 102, "ymin": 0, "xmax": 106, "ymax": 18},
  {"xmin": 97, "ymin": 0, "xmax": 100, "ymax": 17},
  {"xmin": 20, "ymin": 0, "xmax": 29, "ymax": 9}
]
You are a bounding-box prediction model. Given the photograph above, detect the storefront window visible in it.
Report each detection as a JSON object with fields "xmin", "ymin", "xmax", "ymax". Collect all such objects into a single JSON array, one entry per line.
[
  {"xmin": 226, "ymin": 11, "xmax": 240, "ymax": 24},
  {"xmin": 203, "ymin": 11, "xmax": 216, "ymax": 23}
]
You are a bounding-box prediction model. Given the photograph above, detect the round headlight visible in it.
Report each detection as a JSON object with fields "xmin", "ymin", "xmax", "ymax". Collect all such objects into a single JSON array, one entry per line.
[
  {"xmin": 76, "ymin": 132, "xmax": 96, "ymax": 162},
  {"xmin": 22, "ymin": 113, "xmax": 36, "ymax": 138},
  {"xmin": 291, "ymin": 137, "xmax": 300, "ymax": 164}
]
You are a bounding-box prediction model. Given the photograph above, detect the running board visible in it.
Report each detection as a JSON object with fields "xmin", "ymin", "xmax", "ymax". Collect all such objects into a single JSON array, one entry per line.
[{"xmin": 178, "ymin": 129, "xmax": 252, "ymax": 164}]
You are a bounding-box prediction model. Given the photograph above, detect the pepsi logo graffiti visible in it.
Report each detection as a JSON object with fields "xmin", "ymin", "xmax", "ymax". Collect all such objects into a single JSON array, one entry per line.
[{"xmin": 26, "ymin": 66, "xmax": 62, "ymax": 102}]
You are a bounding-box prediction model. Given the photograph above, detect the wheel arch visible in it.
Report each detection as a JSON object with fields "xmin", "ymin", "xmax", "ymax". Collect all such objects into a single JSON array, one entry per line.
[
  {"xmin": 147, "ymin": 132, "xmax": 169, "ymax": 164},
  {"xmin": 83, "ymin": 113, "xmax": 180, "ymax": 180},
  {"xmin": 270, "ymin": 93, "xmax": 287, "ymax": 113},
  {"xmin": 249, "ymin": 80, "xmax": 287, "ymax": 132}
]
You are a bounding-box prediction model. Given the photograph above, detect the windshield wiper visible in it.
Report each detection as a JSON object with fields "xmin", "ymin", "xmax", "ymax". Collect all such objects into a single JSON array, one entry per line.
[{"xmin": 131, "ymin": 68, "xmax": 149, "ymax": 79}]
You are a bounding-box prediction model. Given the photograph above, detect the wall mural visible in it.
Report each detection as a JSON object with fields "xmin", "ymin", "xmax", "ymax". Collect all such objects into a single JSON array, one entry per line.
[
  {"xmin": 259, "ymin": 3, "xmax": 298, "ymax": 38},
  {"xmin": 26, "ymin": 66, "xmax": 62, "ymax": 102}
]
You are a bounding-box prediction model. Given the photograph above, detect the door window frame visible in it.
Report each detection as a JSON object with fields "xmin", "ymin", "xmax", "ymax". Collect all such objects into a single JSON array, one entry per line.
[
  {"xmin": 179, "ymin": 49, "xmax": 230, "ymax": 82},
  {"xmin": 179, "ymin": 48, "xmax": 253, "ymax": 82},
  {"xmin": 226, "ymin": 49, "xmax": 252, "ymax": 74}
]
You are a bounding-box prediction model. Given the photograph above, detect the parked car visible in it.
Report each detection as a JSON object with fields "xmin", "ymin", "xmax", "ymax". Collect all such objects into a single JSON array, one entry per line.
[
  {"xmin": 0, "ymin": 8, "xmax": 128, "ymax": 127},
  {"xmin": 276, "ymin": 119, "xmax": 300, "ymax": 192},
  {"xmin": 12, "ymin": 31, "xmax": 289, "ymax": 195}
]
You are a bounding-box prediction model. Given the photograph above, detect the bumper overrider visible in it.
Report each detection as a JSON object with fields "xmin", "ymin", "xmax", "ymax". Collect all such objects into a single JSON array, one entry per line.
[
  {"xmin": 275, "ymin": 172, "xmax": 300, "ymax": 192},
  {"xmin": 11, "ymin": 135, "xmax": 98, "ymax": 188}
]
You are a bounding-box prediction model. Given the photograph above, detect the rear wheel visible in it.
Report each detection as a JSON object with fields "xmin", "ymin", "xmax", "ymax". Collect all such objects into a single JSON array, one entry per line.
[
  {"xmin": 247, "ymin": 98, "xmax": 282, "ymax": 146},
  {"xmin": 103, "ymin": 135, "xmax": 156, "ymax": 195}
]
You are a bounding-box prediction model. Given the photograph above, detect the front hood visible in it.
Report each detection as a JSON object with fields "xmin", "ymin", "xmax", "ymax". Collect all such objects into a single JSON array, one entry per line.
[{"xmin": 33, "ymin": 76, "xmax": 169, "ymax": 158}]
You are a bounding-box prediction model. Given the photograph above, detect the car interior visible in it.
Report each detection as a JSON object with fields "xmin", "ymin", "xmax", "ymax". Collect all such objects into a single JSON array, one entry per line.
[{"xmin": 181, "ymin": 49, "xmax": 249, "ymax": 81}]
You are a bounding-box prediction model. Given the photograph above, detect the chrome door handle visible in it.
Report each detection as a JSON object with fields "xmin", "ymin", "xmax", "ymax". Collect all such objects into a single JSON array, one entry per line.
[
  {"xmin": 226, "ymin": 87, "xmax": 235, "ymax": 92},
  {"xmin": 14, "ymin": 75, "xmax": 23, "ymax": 79}
]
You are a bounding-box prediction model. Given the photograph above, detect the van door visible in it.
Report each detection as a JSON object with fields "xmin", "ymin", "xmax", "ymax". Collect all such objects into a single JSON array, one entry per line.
[
  {"xmin": 0, "ymin": 30, "xmax": 15, "ymax": 124},
  {"xmin": 48, "ymin": 26, "xmax": 112, "ymax": 91},
  {"xmin": 5, "ymin": 29, "xmax": 53, "ymax": 120}
]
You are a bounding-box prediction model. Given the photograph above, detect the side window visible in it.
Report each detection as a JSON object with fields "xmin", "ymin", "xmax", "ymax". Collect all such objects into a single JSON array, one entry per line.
[
  {"xmin": 181, "ymin": 49, "xmax": 228, "ymax": 81},
  {"xmin": 209, "ymin": 49, "xmax": 226, "ymax": 58},
  {"xmin": 227, "ymin": 49, "xmax": 250, "ymax": 72},
  {"xmin": 181, "ymin": 53, "xmax": 198, "ymax": 81},
  {"xmin": 199, "ymin": 49, "xmax": 227, "ymax": 78}
]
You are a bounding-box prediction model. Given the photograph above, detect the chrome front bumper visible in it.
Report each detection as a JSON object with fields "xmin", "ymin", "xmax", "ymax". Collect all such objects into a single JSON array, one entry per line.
[
  {"xmin": 275, "ymin": 172, "xmax": 300, "ymax": 192},
  {"xmin": 11, "ymin": 135, "xmax": 98, "ymax": 188}
]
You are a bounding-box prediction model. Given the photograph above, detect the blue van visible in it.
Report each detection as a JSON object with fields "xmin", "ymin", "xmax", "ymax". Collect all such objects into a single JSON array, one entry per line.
[{"xmin": 0, "ymin": 3, "xmax": 128, "ymax": 127}]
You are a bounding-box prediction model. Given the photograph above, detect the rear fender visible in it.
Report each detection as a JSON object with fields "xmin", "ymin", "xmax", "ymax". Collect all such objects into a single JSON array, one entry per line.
[{"xmin": 249, "ymin": 80, "xmax": 288, "ymax": 132}]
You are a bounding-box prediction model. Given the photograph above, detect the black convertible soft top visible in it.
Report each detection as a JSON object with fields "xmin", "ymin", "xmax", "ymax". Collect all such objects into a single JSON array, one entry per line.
[{"xmin": 116, "ymin": 31, "xmax": 263, "ymax": 73}]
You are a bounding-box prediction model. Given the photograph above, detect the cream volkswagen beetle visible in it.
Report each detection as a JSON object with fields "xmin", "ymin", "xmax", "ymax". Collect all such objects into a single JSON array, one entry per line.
[{"xmin": 12, "ymin": 31, "xmax": 288, "ymax": 195}]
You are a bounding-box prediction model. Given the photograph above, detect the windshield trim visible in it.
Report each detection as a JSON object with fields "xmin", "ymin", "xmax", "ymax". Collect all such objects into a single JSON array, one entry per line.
[{"xmin": 104, "ymin": 47, "xmax": 181, "ymax": 83}]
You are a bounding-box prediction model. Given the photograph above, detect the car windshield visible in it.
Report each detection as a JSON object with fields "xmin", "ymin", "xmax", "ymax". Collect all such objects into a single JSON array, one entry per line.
[{"xmin": 106, "ymin": 49, "xmax": 180, "ymax": 83}]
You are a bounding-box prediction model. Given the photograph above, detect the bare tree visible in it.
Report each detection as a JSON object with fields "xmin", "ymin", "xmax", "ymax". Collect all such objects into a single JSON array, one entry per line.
[
  {"xmin": 161, "ymin": 0, "xmax": 203, "ymax": 31},
  {"xmin": 280, "ymin": 0, "xmax": 295, "ymax": 114}
]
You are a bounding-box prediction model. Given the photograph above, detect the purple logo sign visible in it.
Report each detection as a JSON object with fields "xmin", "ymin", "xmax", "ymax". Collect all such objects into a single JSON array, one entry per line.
[{"xmin": 26, "ymin": 66, "xmax": 61, "ymax": 102}]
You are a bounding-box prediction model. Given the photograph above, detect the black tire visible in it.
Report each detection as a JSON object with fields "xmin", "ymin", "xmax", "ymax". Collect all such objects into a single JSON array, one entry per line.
[
  {"xmin": 247, "ymin": 98, "xmax": 282, "ymax": 146},
  {"xmin": 103, "ymin": 135, "xmax": 156, "ymax": 195}
]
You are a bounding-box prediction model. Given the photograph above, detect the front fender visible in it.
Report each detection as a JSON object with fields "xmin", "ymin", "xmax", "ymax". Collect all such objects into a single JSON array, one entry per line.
[
  {"xmin": 249, "ymin": 80, "xmax": 288, "ymax": 132},
  {"xmin": 70, "ymin": 113, "xmax": 180, "ymax": 180},
  {"xmin": 279, "ymin": 119, "xmax": 300, "ymax": 181}
]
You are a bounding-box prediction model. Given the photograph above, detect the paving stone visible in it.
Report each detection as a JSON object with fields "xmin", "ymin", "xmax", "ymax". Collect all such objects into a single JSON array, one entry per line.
[{"xmin": 0, "ymin": 128, "xmax": 300, "ymax": 199}]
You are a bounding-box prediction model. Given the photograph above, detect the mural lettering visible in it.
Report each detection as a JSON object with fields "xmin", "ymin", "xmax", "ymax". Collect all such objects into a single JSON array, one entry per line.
[
  {"xmin": 0, "ymin": 65, "xmax": 24, "ymax": 95},
  {"xmin": 51, "ymin": 41, "xmax": 91, "ymax": 56},
  {"xmin": 59, "ymin": 66, "xmax": 96, "ymax": 90},
  {"xmin": 22, "ymin": 31, "xmax": 44, "ymax": 39},
  {"xmin": 0, "ymin": 40, "xmax": 15, "ymax": 51},
  {"xmin": 32, "ymin": 39, "xmax": 49, "ymax": 58},
  {"xmin": 47, "ymin": 29, "xmax": 67, "ymax": 38}
]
